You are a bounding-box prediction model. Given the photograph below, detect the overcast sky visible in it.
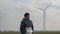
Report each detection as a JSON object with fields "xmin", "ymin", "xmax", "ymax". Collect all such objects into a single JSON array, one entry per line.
[{"xmin": 0, "ymin": 0, "xmax": 60, "ymax": 31}]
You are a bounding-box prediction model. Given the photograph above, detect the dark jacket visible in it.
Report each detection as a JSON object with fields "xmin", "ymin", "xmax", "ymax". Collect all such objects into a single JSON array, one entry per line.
[{"xmin": 20, "ymin": 18, "xmax": 34, "ymax": 34}]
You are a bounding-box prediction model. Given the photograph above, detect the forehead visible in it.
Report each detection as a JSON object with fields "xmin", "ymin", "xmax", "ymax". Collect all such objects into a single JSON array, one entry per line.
[{"xmin": 27, "ymin": 14, "xmax": 30, "ymax": 15}]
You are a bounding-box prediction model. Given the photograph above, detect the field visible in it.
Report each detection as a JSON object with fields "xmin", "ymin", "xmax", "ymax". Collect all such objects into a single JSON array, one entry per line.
[{"xmin": 0, "ymin": 32, "xmax": 60, "ymax": 34}]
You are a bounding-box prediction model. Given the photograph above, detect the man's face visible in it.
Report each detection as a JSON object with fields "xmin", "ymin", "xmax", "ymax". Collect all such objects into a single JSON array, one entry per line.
[{"xmin": 26, "ymin": 15, "xmax": 30, "ymax": 19}]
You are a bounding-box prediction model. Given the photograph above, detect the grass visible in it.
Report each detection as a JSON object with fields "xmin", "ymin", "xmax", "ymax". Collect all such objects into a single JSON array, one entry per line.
[{"xmin": 0, "ymin": 32, "xmax": 60, "ymax": 34}]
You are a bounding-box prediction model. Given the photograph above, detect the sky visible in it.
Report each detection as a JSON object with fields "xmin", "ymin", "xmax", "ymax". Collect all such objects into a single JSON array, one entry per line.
[{"xmin": 0, "ymin": 0, "xmax": 60, "ymax": 31}]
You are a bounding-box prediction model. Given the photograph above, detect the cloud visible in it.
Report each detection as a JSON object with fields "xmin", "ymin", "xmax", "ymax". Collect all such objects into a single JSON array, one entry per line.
[{"xmin": 0, "ymin": 0, "xmax": 60, "ymax": 31}]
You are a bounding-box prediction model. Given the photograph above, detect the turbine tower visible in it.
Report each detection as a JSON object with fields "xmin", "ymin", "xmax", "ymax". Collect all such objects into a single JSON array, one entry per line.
[{"xmin": 36, "ymin": 3, "xmax": 51, "ymax": 32}]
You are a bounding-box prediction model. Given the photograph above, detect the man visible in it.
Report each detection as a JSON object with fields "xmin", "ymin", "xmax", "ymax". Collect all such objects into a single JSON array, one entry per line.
[{"xmin": 20, "ymin": 13, "xmax": 34, "ymax": 34}]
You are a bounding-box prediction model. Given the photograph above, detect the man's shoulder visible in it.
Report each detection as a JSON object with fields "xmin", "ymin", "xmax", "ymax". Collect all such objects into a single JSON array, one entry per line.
[
  {"xmin": 29, "ymin": 19, "xmax": 33, "ymax": 22},
  {"xmin": 21, "ymin": 20, "xmax": 26, "ymax": 22}
]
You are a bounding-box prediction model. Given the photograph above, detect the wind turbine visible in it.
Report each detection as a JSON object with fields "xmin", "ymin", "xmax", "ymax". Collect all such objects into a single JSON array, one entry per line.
[{"xmin": 36, "ymin": 3, "xmax": 51, "ymax": 32}]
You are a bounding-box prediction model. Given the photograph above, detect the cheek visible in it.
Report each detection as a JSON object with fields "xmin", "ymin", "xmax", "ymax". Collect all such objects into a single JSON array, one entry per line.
[
  {"xmin": 29, "ymin": 16, "xmax": 30, "ymax": 18},
  {"xmin": 27, "ymin": 16, "xmax": 30, "ymax": 18},
  {"xmin": 27, "ymin": 16, "xmax": 30, "ymax": 17}
]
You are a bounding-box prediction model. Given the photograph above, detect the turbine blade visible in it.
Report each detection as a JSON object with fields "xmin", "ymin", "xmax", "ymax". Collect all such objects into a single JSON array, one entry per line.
[
  {"xmin": 44, "ymin": 12, "xmax": 47, "ymax": 21},
  {"xmin": 35, "ymin": 7, "xmax": 44, "ymax": 10},
  {"xmin": 44, "ymin": 3, "xmax": 51, "ymax": 10},
  {"xmin": 38, "ymin": 8, "xmax": 44, "ymax": 10}
]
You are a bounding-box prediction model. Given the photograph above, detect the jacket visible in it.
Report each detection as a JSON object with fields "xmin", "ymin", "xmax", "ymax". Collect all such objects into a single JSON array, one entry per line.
[{"xmin": 20, "ymin": 18, "xmax": 34, "ymax": 34}]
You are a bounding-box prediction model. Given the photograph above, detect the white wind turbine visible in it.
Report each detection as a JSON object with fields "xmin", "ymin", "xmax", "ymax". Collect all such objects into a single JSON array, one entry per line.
[{"xmin": 36, "ymin": 3, "xmax": 51, "ymax": 32}]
